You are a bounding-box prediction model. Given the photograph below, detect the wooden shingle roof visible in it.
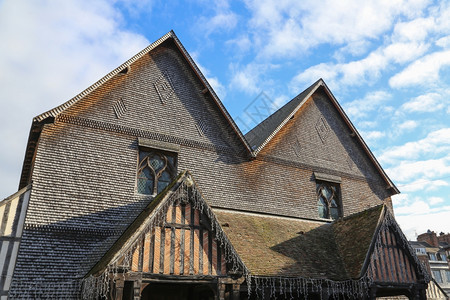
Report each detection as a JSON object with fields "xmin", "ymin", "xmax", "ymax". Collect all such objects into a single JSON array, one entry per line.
[{"xmin": 214, "ymin": 205, "xmax": 385, "ymax": 280}]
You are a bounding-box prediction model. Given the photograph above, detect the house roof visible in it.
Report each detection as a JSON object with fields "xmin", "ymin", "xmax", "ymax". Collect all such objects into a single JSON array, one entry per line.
[
  {"xmin": 19, "ymin": 30, "xmax": 253, "ymax": 190},
  {"xmin": 245, "ymin": 79, "xmax": 399, "ymax": 195},
  {"xmin": 214, "ymin": 205, "xmax": 384, "ymax": 280}
]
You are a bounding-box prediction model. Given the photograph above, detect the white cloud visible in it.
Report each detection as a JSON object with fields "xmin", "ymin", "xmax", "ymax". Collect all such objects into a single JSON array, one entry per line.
[
  {"xmin": 245, "ymin": 0, "xmax": 430, "ymax": 59},
  {"xmin": 191, "ymin": 53, "xmax": 227, "ymax": 100},
  {"xmin": 429, "ymin": 196, "xmax": 445, "ymax": 205},
  {"xmin": 382, "ymin": 41, "xmax": 429, "ymax": 64},
  {"xmin": 389, "ymin": 50, "xmax": 450, "ymax": 88},
  {"xmin": 291, "ymin": 41, "xmax": 428, "ymax": 91},
  {"xmin": 379, "ymin": 128, "xmax": 450, "ymax": 164},
  {"xmin": 196, "ymin": 0, "xmax": 238, "ymax": 37},
  {"xmin": 401, "ymin": 93, "xmax": 446, "ymax": 112},
  {"xmin": 393, "ymin": 195, "xmax": 450, "ymax": 240},
  {"xmin": 392, "ymin": 17, "xmax": 435, "ymax": 42},
  {"xmin": 229, "ymin": 62, "xmax": 278, "ymax": 95},
  {"xmin": 398, "ymin": 178, "xmax": 449, "ymax": 192},
  {"xmin": 436, "ymin": 36, "xmax": 450, "ymax": 48},
  {"xmin": 360, "ymin": 130, "xmax": 386, "ymax": 143},
  {"xmin": 386, "ymin": 156, "xmax": 450, "ymax": 182},
  {"xmin": 397, "ymin": 120, "xmax": 418, "ymax": 131},
  {"xmin": 342, "ymin": 91, "xmax": 391, "ymax": 120},
  {"xmin": 0, "ymin": 0, "xmax": 150, "ymax": 199}
]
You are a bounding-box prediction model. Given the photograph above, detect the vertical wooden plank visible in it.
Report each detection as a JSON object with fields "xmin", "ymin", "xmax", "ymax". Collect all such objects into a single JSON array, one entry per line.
[
  {"xmin": 203, "ymin": 230, "xmax": 209, "ymax": 275},
  {"xmin": 221, "ymin": 250, "xmax": 226, "ymax": 275},
  {"xmin": 185, "ymin": 204, "xmax": 191, "ymax": 225},
  {"xmin": 398, "ymin": 247, "xmax": 411, "ymax": 283},
  {"xmin": 149, "ymin": 230, "xmax": 155, "ymax": 273},
  {"xmin": 166, "ymin": 205, "xmax": 173, "ymax": 223},
  {"xmin": 391, "ymin": 232, "xmax": 405, "ymax": 282},
  {"xmin": 159, "ymin": 227, "xmax": 165, "ymax": 274},
  {"xmin": 184, "ymin": 228, "xmax": 191, "ymax": 275},
  {"xmin": 138, "ymin": 238, "xmax": 144, "ymax": 272},
  {"xmin": 143, "ymin": 232, "xmax": 151, "ymax": 272},
  {"xmin": 153, "ymin": 228, "xmax": 160, "ymax": 274},
  {"xmin": 389, "ymin": 232, "xmax": 401, "ymax": 282},
  {"xmin": 404, "ymin": 250, "xmax": 415, "ymax": 282},
  {"xmin": 217, "ymin": 243, "xmax": 222, "ymax": 275},
  {"xmin": 212, "ymin": 239, "xmax": 218, "ymax": 276},
  {"xmin": 132, "ymin": 246, "xmax": 139, "ymax": 272},
  {"xmin": 194, "ymin": 209, "xmax": 200, "ymax": 226},
  {"xmin": 189, "ymin": 206, "xmax": 195, "ymax": 275},
  {"xmin": 385, "ymin": 230, "xmax": 398, "ymax": 282},
  {"xmin": 175, "ymin": 205, "xmax": 182, "ymax": 224},
  {"xmin": 194, "ymin": 229, "xmax": 200, "ymax": 274},
  {"xmin": 170, "ymin": 227, "xmax": 175, "ymax": 274},
  {"xmin": 180, "ymin": 205, "xmax": 185, "ymax": 275},
  {"xmin": 164, "ymin": 227, "xmax": 171, "ymax": 274},
  {"xmin": 174, "ymin": 228, "xmax": 181, "ymax": 275},
  {"xmin": 199, "ymin": 228, "xmax": 204, "ymax": 275},
  {"xmin": 373, "ymin": 251, "xmax": 383, "ymax": 282},
  {"xmin": 380, "ymin": 231, "xmax": 390, "ymax": 282}
]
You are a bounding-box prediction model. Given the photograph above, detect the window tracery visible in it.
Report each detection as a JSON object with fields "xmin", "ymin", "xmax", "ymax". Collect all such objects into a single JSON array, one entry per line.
[
  {"xmin": 316, "ymin": 181, "xmax": 341, "ymax": 220},
  {"xmin": 137, "ymin": 150, "xmax": 176, "ymax": 195}
]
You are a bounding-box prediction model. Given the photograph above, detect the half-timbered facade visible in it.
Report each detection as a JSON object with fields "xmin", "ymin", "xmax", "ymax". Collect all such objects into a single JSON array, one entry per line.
[{"xmin": 1, "ymin": 31, "xmax": 438, "ymax": 299}]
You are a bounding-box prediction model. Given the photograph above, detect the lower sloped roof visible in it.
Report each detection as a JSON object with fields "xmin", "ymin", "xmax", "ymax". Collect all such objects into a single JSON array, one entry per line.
[{"xmin": 214, "ymin": 205, "xmax": 384, "ymax": 280}]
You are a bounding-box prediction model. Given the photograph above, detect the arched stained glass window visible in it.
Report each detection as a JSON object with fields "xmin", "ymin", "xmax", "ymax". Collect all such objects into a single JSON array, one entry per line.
[
  {"xmin": 137, "ymin": 150, "xmax": 176, "ymax": 195},
  {"xmin": 316, "ymin": 181, "xmax": 341, "ymax": 220}
]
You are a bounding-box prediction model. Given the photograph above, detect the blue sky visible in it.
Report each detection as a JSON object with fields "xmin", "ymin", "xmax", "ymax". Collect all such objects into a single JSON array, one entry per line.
[{"xmin": 1, "ymin": 0, "xmax": 449, "ymax": 239}]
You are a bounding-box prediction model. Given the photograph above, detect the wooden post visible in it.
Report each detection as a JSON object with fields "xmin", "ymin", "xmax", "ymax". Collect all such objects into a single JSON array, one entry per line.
[
  {"xmin": 133, "ymin": 277, "xmax": 142, "ymax": 300},
  {"xmin": 369, "ymin": 287, "xmax": 377, "ymax": 300},
  {"xmin": 232, "ymin": 283, "xmax": 240, "ymax": 300},
  {"xmin": 115, "ymin": 280, "xmax": 124, "ymax": 300},
  {"xmin": 217, "ymin": 283, "xmax": 226, "ymax": 300}
]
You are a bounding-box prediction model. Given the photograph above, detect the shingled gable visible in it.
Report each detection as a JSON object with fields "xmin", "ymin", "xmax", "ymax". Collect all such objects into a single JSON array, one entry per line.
[
  {"xmin": 245, "ymin": 79, "xmax": 399, "ymax": 195},
  {"xmin": 19, "ymin": 30, "xmax": 252, "ymax": 190},
  {"xmin": 84, "ymin": 171, "xmax": 247, "ymax": 290}
]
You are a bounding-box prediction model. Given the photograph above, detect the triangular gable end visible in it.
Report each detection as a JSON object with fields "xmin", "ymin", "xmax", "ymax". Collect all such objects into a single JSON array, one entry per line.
[
  {"xmin": 83, "ymin": 171, "xmax": 247, "ymax": 296},
  {"xmin": 245, "ymin": 79, "xmax": 398, "ymax": 195},
  {"xmin": 362, "ymin": 207, "xmax": 430, "ymax": 295},
  {"xmin": 19, "ymin": 31, "xmax": 252, "ymax": 190}
]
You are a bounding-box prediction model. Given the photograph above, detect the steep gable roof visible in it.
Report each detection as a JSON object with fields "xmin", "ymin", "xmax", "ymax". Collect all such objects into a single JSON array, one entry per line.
[
  {"xmin": 245, "ymin": 79, "xmax": 399, "ymax": 194},
  {"xmin": 19, "ymin": 31, "xmax": 253, "ymax": 190}
]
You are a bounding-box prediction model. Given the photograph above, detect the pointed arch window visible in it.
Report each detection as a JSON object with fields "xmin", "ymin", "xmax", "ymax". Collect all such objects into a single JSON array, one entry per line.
[
  {"xmin": 316, "ymin": 181, "xmax": 341, "ymax": 220},
  {"xmin": 137, "ymin": 149, "xmax": 177, "ymax": 195}
]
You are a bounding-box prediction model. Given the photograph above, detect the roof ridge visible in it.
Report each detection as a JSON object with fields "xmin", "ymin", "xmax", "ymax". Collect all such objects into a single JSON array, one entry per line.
[
  {"xmin": 34, "ymin": 31, "xmax": 174, "ymax": 123},
  {"xmin": 244, "ymin": 79, "xmax": 322, "ymax": 153}
]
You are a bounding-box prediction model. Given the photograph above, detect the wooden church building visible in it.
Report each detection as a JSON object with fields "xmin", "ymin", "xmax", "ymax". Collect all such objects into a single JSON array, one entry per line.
[{"xmin": 0, "ymin": 31, "xmax": 437, "ymax": 299}]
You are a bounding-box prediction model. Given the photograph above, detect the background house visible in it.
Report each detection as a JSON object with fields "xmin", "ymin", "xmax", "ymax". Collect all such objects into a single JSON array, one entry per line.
[{"xmin": 410, "ymin": 231, "xmax": 450, "ymax": 296}]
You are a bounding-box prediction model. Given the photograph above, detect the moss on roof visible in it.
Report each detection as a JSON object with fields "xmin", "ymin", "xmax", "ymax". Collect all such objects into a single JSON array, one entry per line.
[
  {"xmin": 332, "ymin": 205, "xmax": 384, "ymax": 278},
  {"xmin": 214, "ymin": 205, "xmax": 385, "ymax": 280}
]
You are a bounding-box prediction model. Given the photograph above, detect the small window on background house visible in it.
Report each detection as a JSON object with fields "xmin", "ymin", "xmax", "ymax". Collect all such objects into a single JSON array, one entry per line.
[
  {"xmin": 316, "ymin": 181, "xmax": 341, "ymax": 220},
  {"xmin": 137, "ymin": 149, "xmax": 177, "ymax": 195},
  {"xmin": 446, "ymin": 270, "xmax": 450, "ymax": 282},
  {"xmin": 433, "ymin": 270, "xmax": 443, "ymax": 283},
  {"xmin": 429, "ymin": 253, "xmax": 437, "ymax": 261}
]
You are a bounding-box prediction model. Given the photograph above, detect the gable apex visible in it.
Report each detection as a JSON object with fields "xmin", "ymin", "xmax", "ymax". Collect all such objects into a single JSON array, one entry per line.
[
  {"xmin": 32, "ymin": 31, "xmax": 250, "ymax": 153},
  {"xmin": 245, "ymin": 79, "xmax": 399, "ymax": 195}
]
